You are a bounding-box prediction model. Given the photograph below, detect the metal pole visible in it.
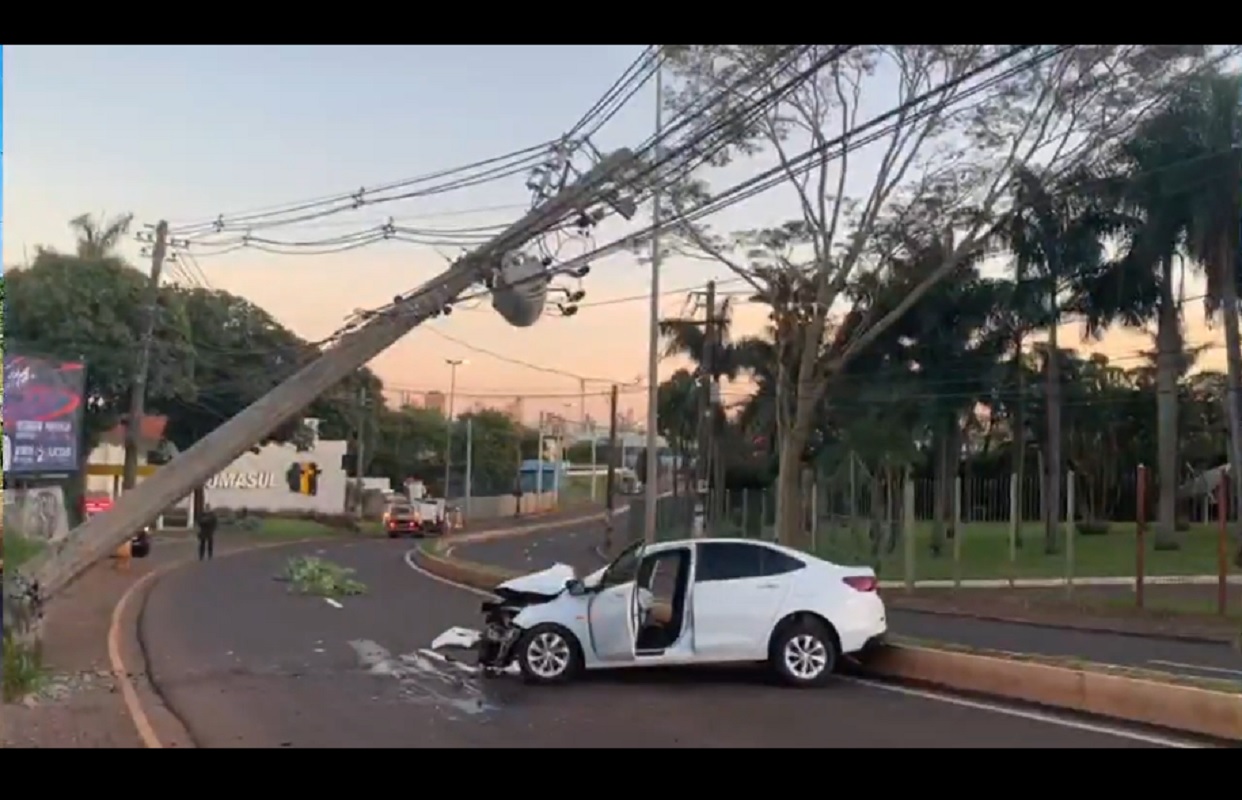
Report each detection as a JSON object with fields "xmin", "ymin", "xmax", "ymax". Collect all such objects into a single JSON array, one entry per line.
[
  {"xmin": 693, "ymin": 280, "xmax": 716, "ymax": 539},
  {"xmin": 122, "ymin": 220, "xmax": 169, "ymax": 490},
  {"xmin": 642, "ymin": 58, "xmax": 664, "ymax": 545},
  {"xmin": 1136, "ymin": 464, "xmax": 1148, "ymax": 609},
  {"xmin": 443, "ymin": 358, "xmax": 463, "ymax": 501},
  {"xmin": 1065, "ymin": 469, "xmax": 1076, "ymax": 597},
  {"xmin": 604, "ymin": 385, "xmax": 619, "ymax": 549},
  {"xmin": 589, "ymin": 423, "xmax": 598, "ymax": 502},
  {"xmin": 536, "ymin": 412, "xmax": 545, "ymax": 502},
  {"xmin": 464, "ymin": 417, "xmax": 473, "ymax": 520},
  {"xmin": 354, "ymin": 387, "xmax": 369, "ymax": 518}
]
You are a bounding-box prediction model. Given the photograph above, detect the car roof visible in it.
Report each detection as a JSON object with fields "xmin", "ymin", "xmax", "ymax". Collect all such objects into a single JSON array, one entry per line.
[{"xmin": 647, "ymin": 537, "xmax": 815, "ymax": 560}]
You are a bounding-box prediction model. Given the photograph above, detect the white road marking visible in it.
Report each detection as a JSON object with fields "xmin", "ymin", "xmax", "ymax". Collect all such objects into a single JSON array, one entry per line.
[
  {"xmin": 401, "ymin": 548, "xmax": 1212, "ymax": 747},
  {"xmin": 324, "ymin": 598, "xmax": 344, "ymax": 609},
  {"xmin": 1148, "ymin": 659, "xmax": 1242, "ymax": 678},
  {"xmin": 839, "ymin": 677, "xmax": 1206, "ymax": 748}
]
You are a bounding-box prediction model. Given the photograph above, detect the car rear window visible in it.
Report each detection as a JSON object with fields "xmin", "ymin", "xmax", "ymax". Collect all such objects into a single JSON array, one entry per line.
[{"xmin": 391, "ymin": 505, "xmax": 413, "ymax": 514}]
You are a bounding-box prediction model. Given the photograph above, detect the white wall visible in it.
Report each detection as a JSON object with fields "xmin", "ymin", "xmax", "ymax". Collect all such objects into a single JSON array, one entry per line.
[{"xmin": 203, "ymin": 439, "xmax": 348, "ymax": 514}]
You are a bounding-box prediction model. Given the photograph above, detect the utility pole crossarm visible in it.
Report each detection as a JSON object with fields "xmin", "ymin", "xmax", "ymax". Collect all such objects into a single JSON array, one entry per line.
[{"xmin": 26, "ymin": 149, "xmax": 636, "ymax": 598}]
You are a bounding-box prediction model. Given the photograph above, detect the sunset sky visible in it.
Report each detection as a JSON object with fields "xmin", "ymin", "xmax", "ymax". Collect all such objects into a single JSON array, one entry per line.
[{"xmin": 3, "ymin": 46, "xmax": 1229, "ymax": 426}]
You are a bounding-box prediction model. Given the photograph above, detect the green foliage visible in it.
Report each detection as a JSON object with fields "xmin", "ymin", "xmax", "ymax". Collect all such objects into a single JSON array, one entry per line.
[
  {"xmin": 2, "ymin": 630, "xmax": 45, "ymax": 702},
  {"xmin": 279, "ymin": 556, "xmax": 367, "ymax": 597}
]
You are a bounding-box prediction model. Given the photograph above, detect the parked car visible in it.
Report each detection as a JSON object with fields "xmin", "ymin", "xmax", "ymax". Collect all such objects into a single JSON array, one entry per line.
[{"xmin": 431, "ymin": 537, "xmax": 886, "ymax": 687}]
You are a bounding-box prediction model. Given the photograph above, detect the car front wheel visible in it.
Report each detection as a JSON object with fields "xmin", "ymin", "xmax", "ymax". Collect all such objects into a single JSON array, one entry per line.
[
  {"xmin": 770, "ymin": 619, "xmax": 838, "ymax": 688},
  {"xmin": 516, "ymin": 624, "xmax": 583, "ymax": 685}
]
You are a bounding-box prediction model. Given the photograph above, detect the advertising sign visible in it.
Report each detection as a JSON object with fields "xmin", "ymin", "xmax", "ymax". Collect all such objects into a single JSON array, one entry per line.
[
  {"xmin": 205, "ymin": 471, "xmax": 278, "ymax": 490},
  {"xmin": 3, "ymin": 354, "xmax": 87, "ymax": 475}
]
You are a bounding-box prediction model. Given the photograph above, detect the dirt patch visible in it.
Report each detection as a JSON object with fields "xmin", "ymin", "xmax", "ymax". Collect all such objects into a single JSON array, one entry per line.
[{"xmin": 887, "ymin": 583, "xmax": 1242, "ymax": 643}]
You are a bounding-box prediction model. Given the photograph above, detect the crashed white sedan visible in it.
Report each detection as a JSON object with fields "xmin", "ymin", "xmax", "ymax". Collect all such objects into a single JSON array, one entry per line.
[{"xmin": 432, "ymin": 537, "xmax": 887, "ymax": 687}]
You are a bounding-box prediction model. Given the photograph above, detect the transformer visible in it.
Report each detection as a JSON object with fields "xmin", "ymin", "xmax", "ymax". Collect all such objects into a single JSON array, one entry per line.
[{"xmin": 491, "ymin": 252, "xmax": 549, "ymax": 327}]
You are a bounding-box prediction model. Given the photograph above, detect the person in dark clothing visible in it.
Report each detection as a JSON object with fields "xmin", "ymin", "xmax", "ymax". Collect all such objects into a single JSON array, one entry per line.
[{"xmin": 197, "ymin": 505, "xmax": 219, "ymax": 561}]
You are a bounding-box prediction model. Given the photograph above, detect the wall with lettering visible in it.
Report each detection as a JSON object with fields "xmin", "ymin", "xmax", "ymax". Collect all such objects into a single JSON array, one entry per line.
[{"xmin": 203, "ymin": 439, "xmax": 350, "ymax": 514}]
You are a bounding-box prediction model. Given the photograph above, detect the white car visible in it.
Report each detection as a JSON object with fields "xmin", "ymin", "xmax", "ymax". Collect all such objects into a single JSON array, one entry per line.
[{"xmin": 432, "ymin": 537, "xmax": 887, "ymax": 687}]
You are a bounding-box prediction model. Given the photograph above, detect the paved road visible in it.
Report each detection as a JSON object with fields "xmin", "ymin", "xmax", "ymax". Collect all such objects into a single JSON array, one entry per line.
[
  {"xmin": 462, "ymin": 526, "xmax": 1242, "ymax": 684},
  {"xmin": 141, "ymin": 536, "xmax": 1203, "ymax": 747}
]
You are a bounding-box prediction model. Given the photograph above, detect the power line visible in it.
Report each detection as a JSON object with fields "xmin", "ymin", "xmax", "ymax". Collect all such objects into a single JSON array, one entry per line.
[{"xmin": 167, "ymin": 142, "xmax": 557, "ymax": 237}]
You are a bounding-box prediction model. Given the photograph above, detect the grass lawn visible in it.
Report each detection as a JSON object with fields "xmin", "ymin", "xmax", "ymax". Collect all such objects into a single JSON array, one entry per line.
[
  {"xmin": 812, "ymin": 521, "xmax": 1239, "ymax": 581},
  {"xmin": 220, "ymin": 517, "xmax": 342, "ymax": 540}
]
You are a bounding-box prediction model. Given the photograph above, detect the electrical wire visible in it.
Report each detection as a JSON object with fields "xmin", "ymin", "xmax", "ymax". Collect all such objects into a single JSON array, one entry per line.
[{"xmin": 167, "ymin": 142, "xmax": 558, "ymax": 237}]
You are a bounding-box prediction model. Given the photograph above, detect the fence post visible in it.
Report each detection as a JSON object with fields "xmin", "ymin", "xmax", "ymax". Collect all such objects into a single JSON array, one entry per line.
[
  {"xmin": 903, "ymin": 469, "xmax": 916, "ymax": 593},
  {"xmin": 1136, "ymin": 464, "xmax": 1147, "ymax": 610},
  {"xmin": 952, "ymin": 475, "xmax": 963, "ymax": 589},
  {"xmin": 1008, "ymin": 474, "xmax": 1018, "ymax": 588},
  {"xmin": 1217, "ymin": 475, "xmax": 1229, "ymax": 616},
  {"xmin": 1065, "ymin": 469, "xmax": 1076, "ymax": 598}
]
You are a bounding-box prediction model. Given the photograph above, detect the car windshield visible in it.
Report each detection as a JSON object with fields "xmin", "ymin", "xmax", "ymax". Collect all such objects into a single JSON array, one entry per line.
[{"xmin": 599, "ymin": 541, "xmax": 643, "ymax": 588}]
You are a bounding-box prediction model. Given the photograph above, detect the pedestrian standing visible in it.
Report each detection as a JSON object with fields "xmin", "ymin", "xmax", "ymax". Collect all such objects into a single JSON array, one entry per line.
[{"xmin": 197, "ymin": 504, "xmax": 218, "ymax": 561}]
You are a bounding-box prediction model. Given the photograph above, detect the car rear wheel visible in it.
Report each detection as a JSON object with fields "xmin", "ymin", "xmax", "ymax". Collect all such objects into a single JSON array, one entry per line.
[
  {"xmin": 770, "ymin": 618, "xmax": 837, "ymax": 688},
  {"xmin": 516, "ymin": 624, "xmax": 582, "ymax": 685}
]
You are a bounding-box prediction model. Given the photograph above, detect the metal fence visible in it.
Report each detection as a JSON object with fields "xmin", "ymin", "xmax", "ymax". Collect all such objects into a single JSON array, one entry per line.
[{"xmin": 620, "ymin": 469, "xmax": 1238, "ymax": 615}]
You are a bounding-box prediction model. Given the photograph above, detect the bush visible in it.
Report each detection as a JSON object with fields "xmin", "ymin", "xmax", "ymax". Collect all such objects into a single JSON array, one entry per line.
[
  {"xmin": 1077, "ymin": 519, "xmax": 1112, "ymax": 536},
  {"xmin": 2, "ymin": 629, "xmax": 44, "ymax": 702}
]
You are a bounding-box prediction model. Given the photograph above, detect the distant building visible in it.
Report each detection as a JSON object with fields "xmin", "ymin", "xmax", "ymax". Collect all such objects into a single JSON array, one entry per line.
[{"xmin": 424, "ymin": 391, "xmax": 446, "ymax": 413}]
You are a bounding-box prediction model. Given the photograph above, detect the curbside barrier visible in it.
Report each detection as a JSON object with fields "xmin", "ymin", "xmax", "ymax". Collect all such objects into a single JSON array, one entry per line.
[
  {"xmin": 864, "ymin": 645, "xmax": 1242, "ymax": 742},
  {"xmin": 413, "ymin": 522, "xmax": 1242, "ymax": 742}
]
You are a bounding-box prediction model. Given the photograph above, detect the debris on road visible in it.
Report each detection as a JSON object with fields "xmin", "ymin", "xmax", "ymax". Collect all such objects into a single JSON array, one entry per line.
[{"xmin": 276, "ymin": 555, "xmax": 367, "ymax": 598}]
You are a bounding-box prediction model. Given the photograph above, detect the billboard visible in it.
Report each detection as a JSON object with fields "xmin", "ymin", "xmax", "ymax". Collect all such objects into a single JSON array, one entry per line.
[{"xmin": 3, "ymin": 354, "xmax": 87, "ymax": 475}]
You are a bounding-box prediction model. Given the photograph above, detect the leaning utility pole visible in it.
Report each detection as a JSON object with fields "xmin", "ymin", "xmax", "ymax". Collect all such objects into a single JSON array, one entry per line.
[
  {"xmin": 693, "ymin": 280, "xmax": 717, "ymax": 537},
  {"xmin": 604, "ymin": 383, "xmax": 619, "ymax": 550},
  {"xmin": 122, "ymin": 220, "xmax": 170, "ymax": 491},
  {"xmin": 24, "ymin": 149, "xmax": 636, "ymax": 600}
]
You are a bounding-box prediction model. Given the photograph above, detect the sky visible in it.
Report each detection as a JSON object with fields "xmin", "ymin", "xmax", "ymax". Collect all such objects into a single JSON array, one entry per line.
[{"xmin": 2, "ymin": 46, "xmax": 1229, "ymax": 426}]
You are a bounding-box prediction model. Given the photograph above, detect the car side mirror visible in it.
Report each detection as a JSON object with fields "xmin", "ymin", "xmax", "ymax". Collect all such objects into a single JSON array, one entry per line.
[{"xmin": 565, "ymin": 578, "xmax": 587, "ymax": 596}]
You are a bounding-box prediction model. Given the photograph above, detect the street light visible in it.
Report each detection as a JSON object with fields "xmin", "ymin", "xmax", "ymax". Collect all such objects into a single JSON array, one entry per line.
[{"xmin": 443, "ymin": 358, "xmax": 466, "ymax": 502}]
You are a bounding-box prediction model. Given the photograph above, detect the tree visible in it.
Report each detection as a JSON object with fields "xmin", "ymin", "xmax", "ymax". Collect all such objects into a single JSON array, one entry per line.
[
  {"xmin": 1006, "ymin": 165, "xmax": 1118, "ymax": 552},
  {"xmin": 5, "ymin": 250, "xmax": 197, "ymax": 454},
  {"xmin": 67, "ymin": 212, "xmax": 135, "ymax": 259},
  {"xmin": 658, "ymin": 44, "xmax": 1217, "ymax": 545},
  {"xmin": 368, "ymin": 404, "xmax": 450, "ymax": 490},
  {"xmin": 452, "ymin": 409, "xmax": 524, "ymax": 495},
  {"xmin": 154, "ymin": 287, "xmax": 316, "ymax": 455}
]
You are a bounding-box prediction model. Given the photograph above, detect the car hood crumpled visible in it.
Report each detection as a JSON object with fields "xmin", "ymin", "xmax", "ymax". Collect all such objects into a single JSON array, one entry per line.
[{"xmin": 495, "ymin": 562, "xmax": 576, "ymax": 597}]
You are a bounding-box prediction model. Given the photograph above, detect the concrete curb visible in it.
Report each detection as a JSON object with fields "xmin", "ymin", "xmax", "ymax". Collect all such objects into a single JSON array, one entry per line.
[
  {"xmin": 866, "ymin": 645, "xmax": 1242, "ymax": 741},
  {"xmin": 412, "ymin": 523, "xmax": 1242, "ymax": 742}
]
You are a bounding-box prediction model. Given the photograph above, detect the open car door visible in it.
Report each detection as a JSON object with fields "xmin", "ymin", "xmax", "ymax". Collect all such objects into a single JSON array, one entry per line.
[{"xmin": 586, "ymin": 541, "xmax": 644, "ymax": 663}]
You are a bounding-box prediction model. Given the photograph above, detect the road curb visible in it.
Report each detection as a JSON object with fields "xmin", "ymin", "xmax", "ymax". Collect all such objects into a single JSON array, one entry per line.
[
  {"xmin": 412, "ymin": 523, "xmax": 1242, "ymax": 742},
  {"xmin": 110, "ymin": 534, "xmax": 382, "ymax": 749},
  {"xmin": 884, "ymin": 603, "xmax": 1237, "ymax": 645}
]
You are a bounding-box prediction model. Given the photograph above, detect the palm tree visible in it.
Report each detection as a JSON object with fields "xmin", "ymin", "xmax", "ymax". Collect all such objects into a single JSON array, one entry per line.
[
  {"xmin": 1171, "ymin": 72, "xmax": 1242, "ymax": 563},
  {"xmin": 1007, "ymin": 166, "xmax": 1118, "ymax": 553},
  {"xmin": 68, "ymin": 212, "xmax": 134, "ymax": 259}
]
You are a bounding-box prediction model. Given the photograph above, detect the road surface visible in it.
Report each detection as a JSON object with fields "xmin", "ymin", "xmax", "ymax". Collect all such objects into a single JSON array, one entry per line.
[
  {"xmin": 139, "ymin": 537, "xmax": 1205, "ymax": 747},
  {"xmin": 463, "ymin": 526, "xmax": 1242, "ymax": 684}
]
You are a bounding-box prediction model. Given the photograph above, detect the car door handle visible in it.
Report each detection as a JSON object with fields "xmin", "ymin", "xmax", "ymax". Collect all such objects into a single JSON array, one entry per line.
[{"xmin": 758, "ymin": 583, "xmax": 779, "ymax": 589}]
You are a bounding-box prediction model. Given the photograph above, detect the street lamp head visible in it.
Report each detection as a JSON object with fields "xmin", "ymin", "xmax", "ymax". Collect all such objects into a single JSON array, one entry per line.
[{"xmin": 446, "ymin": 358, "xmax": 467, "ymax": 367}]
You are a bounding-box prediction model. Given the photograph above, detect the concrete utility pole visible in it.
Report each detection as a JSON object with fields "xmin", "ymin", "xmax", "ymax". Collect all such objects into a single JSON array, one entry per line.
[
  {"xmin": 604, "ymin": 383, "xmax": 619, "ymax": 550},
  {"xmin": 642, "ymin": 62, "xmax": 665, "ymax": 545},
  {"xmin": 443, "ymin": 358, "xmax": 465, "ymax": 501},
  {"xmin": 122, "ymin": 220, "xmax": 170, "ymax": 491},
  {"xmin": 25, "ymin": 149, "xmax": 636, "ymax": 599},
  {"xmin": 693, "ymin": 280, "xmax": 717, "ymax": 537},
  {"xmin": 463, "ymin": 417, "xmax": 474, "ymax": 519}
]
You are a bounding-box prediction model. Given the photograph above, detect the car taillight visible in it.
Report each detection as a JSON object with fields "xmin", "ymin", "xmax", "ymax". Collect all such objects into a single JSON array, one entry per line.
[{"xmin": 842, "ymin": 575, "xmax": 877, "ymax": 592}]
